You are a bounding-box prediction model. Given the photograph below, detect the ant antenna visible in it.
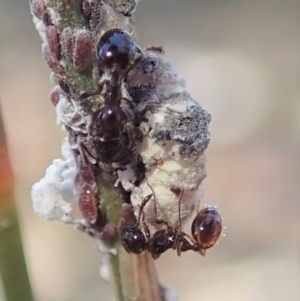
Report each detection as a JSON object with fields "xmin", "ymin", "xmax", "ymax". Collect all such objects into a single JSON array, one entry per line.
[
  {"xmin": 141, "ymin": 210, "xmax": 150, "ymax": 240},
  {"xmin": 136, "ymin": 194, "xmax": 153, "ymax": 226},
  {"xmin": 146, "ymin": 183, "xmax": 157, "ymax": 215},
  {"xmin": 177, "ymin": 188, "xmax": 184, "ymax": 231},
  {"xmin": 146, "ymin": 183, "xmax": 169, "ymax": 228}
]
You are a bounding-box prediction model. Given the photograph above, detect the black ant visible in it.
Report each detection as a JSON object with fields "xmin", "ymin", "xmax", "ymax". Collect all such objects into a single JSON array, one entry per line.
[
  {"xmin": 120, "ymin": 185, "xmax": 222, "ymax": 259},
  {"xmin": 81, "ymin": 28, "xmax": 143, "ymax": 164}
]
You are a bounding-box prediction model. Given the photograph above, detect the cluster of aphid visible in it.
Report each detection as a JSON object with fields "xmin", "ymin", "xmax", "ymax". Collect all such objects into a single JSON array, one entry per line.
[{"xmin": 30, "ymin": 0, "xmax": 222, "ymax": 258}]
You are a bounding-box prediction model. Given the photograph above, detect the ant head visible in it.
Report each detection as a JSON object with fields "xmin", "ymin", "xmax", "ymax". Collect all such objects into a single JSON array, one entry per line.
[
  {"xmin": 97, "ymin": 28, "xmax": 143, "ymax": 73},
  {"xmin": 120, "ymin": 226, "xmax": 146, "ymax": 254},
  {"xmin": 191, "ymin": 206, "xmax": 222, "ymax": 250}
]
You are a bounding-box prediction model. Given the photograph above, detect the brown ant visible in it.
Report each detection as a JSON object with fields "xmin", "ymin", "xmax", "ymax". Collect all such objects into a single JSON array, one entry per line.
[
  {"xmin": 81, "ymin": 28, "xmax": 143, "ymax": 164},
  {"xmin": 120, "ymin": 185, "xmax": 222, "ymax": 259}
]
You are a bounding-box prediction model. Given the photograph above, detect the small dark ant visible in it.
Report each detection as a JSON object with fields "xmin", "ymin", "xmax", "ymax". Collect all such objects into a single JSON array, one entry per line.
[
  {"xmin": 81, "ymin": 28, "xmax": 143, "ymax": 164},
  {"xmin": 121, "ymin": 185, "xmax": 222, "ymax": 259}
]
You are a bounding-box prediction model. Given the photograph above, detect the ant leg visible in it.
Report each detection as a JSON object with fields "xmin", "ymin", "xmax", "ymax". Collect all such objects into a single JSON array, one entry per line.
[
  {"xmin": 176, "ymin": 236, "xmax": 195, "ymax": 256},
  {"xmin": 135, "ymin": 194, "xmax": 153, "ymax": 227},
  {"xmin": 147, "ymin": 183, "xmax": 171, "ymax": 229},
  {"xmin": 173, "ymin": 199, "xmax": 186, "ymax": 254},
  {"xmin": 182, "ymin": 231, "xmax": 195, "ymax": 243},
  {"xmin": 117, "ymin": 109, "xmax": 135, "ymax": 151},
  {"xmin": 119, "ymin": 96, "xmax": 136, "ymax": 111},
  {"xmin": 120, "ymin": 97, "xmax": 136, "ymax": 112},
  {"xmin": 126, "ymin": 123, "xmax": 137, "ymax": 155},
  {"xmin": 180, "ymin": 231, "xmax": 206, "ymax": 256},
  {"xmin": 54, "ymin": 74, "xmax": 94, "ymax": 102},
  {"xmin": 121, "ymin": 96, "xmax": 159, "ymax": 114},
  {"xmin": 97, "ymin": 79, "xmax": 110, "ymax": 94},
  {"xmin": 199, "ymin": 248, "xmax": 206, "ymax": 256},
  {"xmin": 119, "ymin": 105, "xmax": 136, "ymax": 151},
  {"xmin": 176, "ymin": 240, "xmax": 184, "ymax": 257},
  {"xmin": 80, "ymin": 142, "xmax": 97, "ymax": 165},
  {"xmin": 177, "ymin": 189, "xmax": 185, "ymax": 232},
  {"xmin": 89, "ymin": 107, "xmax": 105, "ymax": 132},
  {"xmin": 53, "ymin": 75, "xmax": 80, "ymax": 100},
  {"xmin": 141, "ymin": 211, "xmax": 151, "ymax": 241},
  {"xmin": 195, "ymin": 196, "xmax": 201, "ymax": 218},
  {"xmin": 79, "ymin": 79, "xmax": 110, "ymax": 99},
  {"xmin": 170, "ymin": 188, "xmax": 184, "ymax": 241}
]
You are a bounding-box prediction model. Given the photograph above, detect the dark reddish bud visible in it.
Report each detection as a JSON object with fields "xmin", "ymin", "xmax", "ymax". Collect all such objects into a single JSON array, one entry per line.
[
  {"xmin": 98, "ymin": 223, "xmax": 118, "ymax": 243},
  {"xmin": 76, "ymin": 162, "xmax": 96, "ymax": 186},
  {"xmin": 76, "ymin": 164, "xmax": 99, "ymax": 224},
  {"xmin": 78, "ymin": 186, "xmax": 98, "ymax": 224},
  {"xmin": 49, "ymin": 86, "xmax": 61, "ymax": 106},
  {"xmin": 42, "ymin": 10, "xmax": 52, "ymax": 26},
  {"xmin": 121, "ymin": 203, "xmax": 136, "ymax": 225},
  {"xmin": 73, "ymin": 29, "xmax": 93, "ymax": 71},
  {"xmin": 61, "ymin": 27, "xmax": 75, "ymax": 63},
  {"xmin": 42, "ymin": 43, "xmax": 65, "ymax": 75},
  {"xmin": 46, "ymin": 25, "xmax": 61, "ymax": 60},
  {"xmin": 30, "ymin": 0, "xmax": 46, "ymax": 19}
]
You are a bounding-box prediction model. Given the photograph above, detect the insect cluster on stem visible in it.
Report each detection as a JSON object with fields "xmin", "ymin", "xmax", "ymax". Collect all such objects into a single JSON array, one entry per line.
[
  {"xmin": 30, "ymin": 0, "xmax": 222, "ymax": 258},
  {"xmin": 30, "ymin": 0, "xmax": 146, "ymax": 234}
]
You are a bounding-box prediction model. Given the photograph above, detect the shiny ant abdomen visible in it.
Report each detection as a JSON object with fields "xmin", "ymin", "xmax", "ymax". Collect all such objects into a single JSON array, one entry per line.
[
  {"xmin": 120, "ymin": 185, "xmax": 222, "ymax": 259},
  {"xmin": 87, "ymin": 103, "xmax": 134, "ymax": 163}
]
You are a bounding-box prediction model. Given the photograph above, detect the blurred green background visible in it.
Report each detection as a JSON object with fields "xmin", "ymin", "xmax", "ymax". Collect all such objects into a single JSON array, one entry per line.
[{"xmin": 0, "ymin": 0, "xmax": 299, "ymax": 300}]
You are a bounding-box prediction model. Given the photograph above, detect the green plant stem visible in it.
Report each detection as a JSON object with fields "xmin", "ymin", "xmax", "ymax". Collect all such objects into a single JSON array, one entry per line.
[
  {"xmin": 98, "ymin": 173, "xmax": 162, "ymax": 301},
  {"xmin": 0, "ymin": 108, "xmax": 35, "ymax": 301},
  {"xmin": 98, "ymin": 172, "xmax": 125, "ymax": 301}
]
